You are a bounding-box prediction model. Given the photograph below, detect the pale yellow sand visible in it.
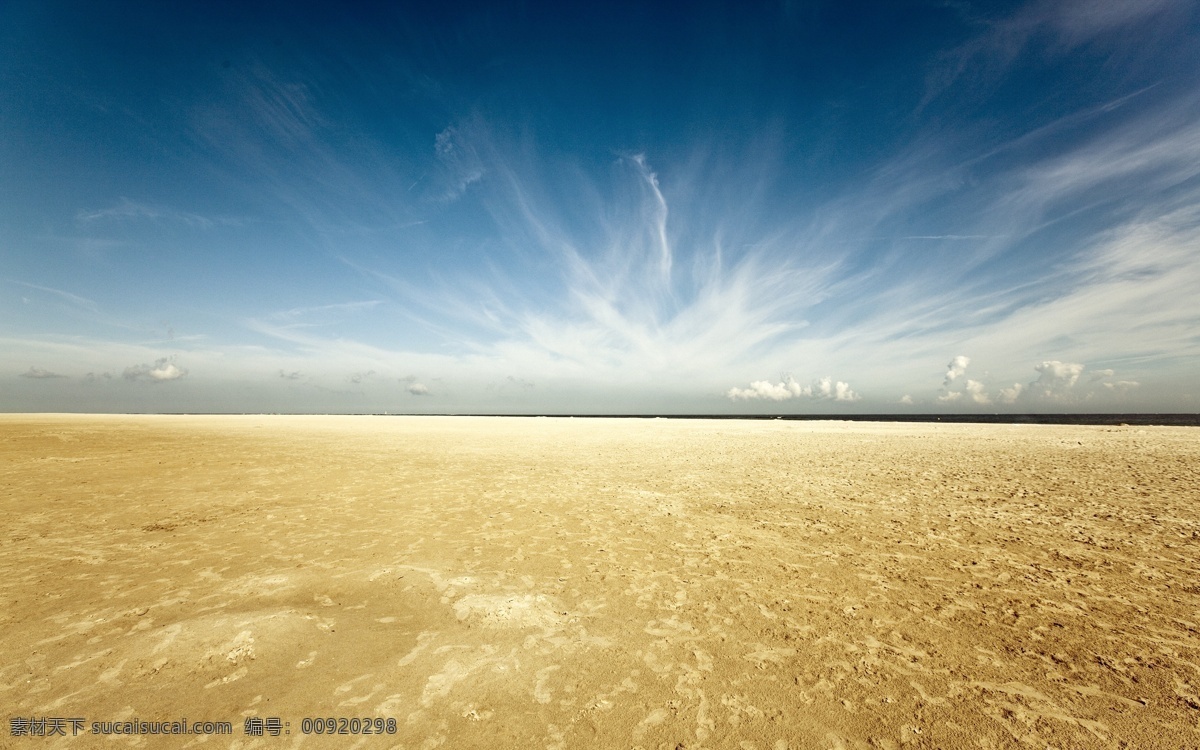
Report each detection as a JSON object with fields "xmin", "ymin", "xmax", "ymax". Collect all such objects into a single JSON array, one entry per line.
[{"xmin": 2, "ymin": 415, "xmax": 1198, "ymax": 749}]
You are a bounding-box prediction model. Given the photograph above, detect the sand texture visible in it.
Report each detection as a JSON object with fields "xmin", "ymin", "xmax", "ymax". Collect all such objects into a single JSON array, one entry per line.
[{"xmin": 2, "ymin": 415, "xmax": 1199, "ymax": 749}]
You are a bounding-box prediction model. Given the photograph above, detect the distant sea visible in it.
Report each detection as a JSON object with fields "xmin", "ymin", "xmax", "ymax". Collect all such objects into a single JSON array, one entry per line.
[
  {"xmin": 458, "ymin": 414, "xmax": 1200, "ymax": 427},
  {"xmin": 161, "ymin": 413, "xmax": 1200, "ymax": 426}
]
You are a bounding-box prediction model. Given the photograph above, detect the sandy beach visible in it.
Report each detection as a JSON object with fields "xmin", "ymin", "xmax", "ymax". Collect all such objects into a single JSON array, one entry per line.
[{"xmin": 2, "ymin": 414, "xmax": 1198, "ymax": 748}]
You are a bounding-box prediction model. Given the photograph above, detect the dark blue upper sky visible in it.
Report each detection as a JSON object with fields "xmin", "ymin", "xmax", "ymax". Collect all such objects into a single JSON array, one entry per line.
[{"xmin": 3, "ymin": 0, "xmax": 1198, "ymax": 412}]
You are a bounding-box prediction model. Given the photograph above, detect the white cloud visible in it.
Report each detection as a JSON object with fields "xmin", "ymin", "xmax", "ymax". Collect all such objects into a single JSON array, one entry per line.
[
  {"xmin": 943, "ymin": 355, "xmax": 970, "ymax": 386},
  {"xmin": 965, "ymin": 379, "xmax": 991, "ymax": 405},
  {"xmin": 352, "ymin": 147, "xmax": 840, "ymax": 391},
  {"xmin": 399, "ymin": 375, "xmax": 432, "ymax": 396},
  {"xmin": 76, "ymin": 198, "xmax": 225, "ymax": 229},
  {"xmin": 922, "ymin": 0, "xmax": 1184, "ymax": 108},
  {"xmin": 727, "ymin": 375, "xmax": 858, "ymax": 402},
  {"xmin": 123, "ymin": 358, "xmax": 186, "ymax": 382},
  {"xmin": 998, "ymin": 383, "xmax": 1024, "ymax": 404},
  {"xmin": 270, "ymin": 300, "xmax": 383, "ymax": 323},
  {"xmin": 938, "ymin": 356, "xmax": 988, "ymax": 404},
  {"xmin": 1102, "ymin": 380, "xmax": 1140, "ymax": 391},
  {"xmin": 6, "ymin": 280, "xmax": 99, "ymax": 313},
  {"xmin": 1032, "ymin": 360, "xmax": 1084, "ymax": 396},
  {"xmin": 990, "ymin": 362, "xmax": 1141, "ymax": 405},
  {"xmin": 899, "ymin": 394, "xmax": 913, "ymax": 405},
  {"xmin": 821, "ymin": 376, "xmax": 859, "ymax": 402},
  {"xmin": 1050, "ymin": 0, "xmax": 1181, "ymax": 44},
  {"xmin": 727, "ymin": 380, "xmax": 793, "ymax": 401},
  {"xmin": 901, "ymin": 235, "xmax": 992, "ymax": 241},
  {"xmin": 630, "ymin": 153, "xmax": 673, "ymax": 281},
  {"xmin": 433, "ymin": 125, "xmax": 484, "ymax": 201}
]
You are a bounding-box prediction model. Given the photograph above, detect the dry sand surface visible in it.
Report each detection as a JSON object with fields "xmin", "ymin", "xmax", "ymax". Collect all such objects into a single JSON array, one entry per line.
[{"xmin": 2, "ymin": 414, "xmax": 1199, "ymax": 749}]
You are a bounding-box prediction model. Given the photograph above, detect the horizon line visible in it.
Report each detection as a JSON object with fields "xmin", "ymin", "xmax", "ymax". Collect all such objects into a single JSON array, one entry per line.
[{"xmin": 4, "ymin": 412, "xmax": 1197, "ymax": 426}]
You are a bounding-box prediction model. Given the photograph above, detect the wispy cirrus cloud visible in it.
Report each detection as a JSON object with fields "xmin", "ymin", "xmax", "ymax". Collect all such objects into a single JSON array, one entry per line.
[
  {"xmin": 184, "ymin": 63, "xmax": 422, "ymax": 239},
  {"xmin": 922, "ymin": 0, "xmax": 1186, "ymax": 109},
  {"xmin": 75, "ymin": 198, "xmax": 231, "ymax": 228},
  {"xmin": 6, "ymin": 280, "xmax": 99, "ymax": 313},
  {"xmin": 7, "ymin": 1, "xmax": 1195, "ymax": 414},
  {"xmin": 323, "ymin": 85, "xmax": 1200, "ymax": 411},
  {"xmin": 433, "ymin": 125, "xmax": 484, "ymax": 202},
  {"xmin": 265, "ymin": 300, "xmax": 384, "ymax": 330},
  {"xmin": 344, "ymin": 129, "xmax": 841, "ymax": 387},
  {"xmin": 162, "ymin": 6, "xmax": 1195, "ymax": 412}
]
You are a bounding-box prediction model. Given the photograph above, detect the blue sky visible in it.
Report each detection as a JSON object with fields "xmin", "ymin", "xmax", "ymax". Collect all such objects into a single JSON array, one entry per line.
[{"xmin": 3, "ymin": 0, "xmax": 1199, "ymax": 413}]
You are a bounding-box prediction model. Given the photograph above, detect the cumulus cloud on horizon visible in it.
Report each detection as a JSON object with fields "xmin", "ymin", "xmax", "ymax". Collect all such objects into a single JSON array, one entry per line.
[
  {"xmin": 998, "ymin": 382, "xmax": 1025, "ymax": 404},
  {"xmin": 943, "ymin": 355, "xmax": 970, "ymax": 387},
  {"xmin": 20, "ymin": 367, "xmax": 67, "ymax": 379},
  {"xmin": 123, "ymin": 358, "xmax": 186, "ymax": 382},
  {"xmin": 939, "ymin": 355, "xmax": 990, "ymax": 404},
  {"xmin": 965, "ymin": 379, "xmax": 991, "ymax": 405},
  {"xmin": 1032, "ymin": 360, "xmax": 1085, "ymax": 397},
  {"xmin": 1102, "ymin": 380, "xmax": 1140, "ymax": 390},
  {"xmin": 1087, "ymin": 368, "xmax": 1139, "ymax": 391},
  {"xmin": 407, "ymin": 382, "xmax": 430, "ymax": 396},
  {"xmin": 727, "ymin": 375, "xmax": 859, "ymax": 402},
  {"xmin": 992, "ymin": 361, "xmax": 1140, "ymax": 405},
  {"xmin": 932, "ymin": 355, "xmax": 1147, "ymax": 407}
]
